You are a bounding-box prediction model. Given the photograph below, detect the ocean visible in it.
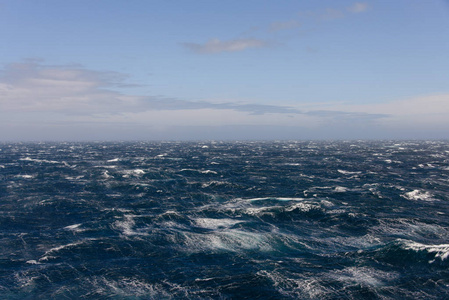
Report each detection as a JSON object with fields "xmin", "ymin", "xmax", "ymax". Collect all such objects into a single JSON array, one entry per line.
[{"xmin": 0, "ymin": 141, "xmax": 448, "ymax": 299}]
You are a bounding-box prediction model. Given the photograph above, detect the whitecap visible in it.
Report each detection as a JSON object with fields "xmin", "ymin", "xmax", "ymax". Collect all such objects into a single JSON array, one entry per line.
[
  {"xmin": 15, "ymin": 174, "xmax": 34, "ymax": 179},
  {"xmin": 285, "ymin": 202, "xmax": 319, "ymax": 212},
  {"xmin": 107, "ymin": 158, "xmax": 120, "ymax": 162},
  {"xmin": 184, "ymin": 229, "xmax": 273, "ymax": 253},
  {"xmin": 337, "ymin": 169, "xmax": 362, "ymax": 175},
  {"xmin": 334, "ymin": 186, "xmax": 348, "ymax": 193},
  {"xmin": 194, "ymin": 218, "xmax": 243, "ymax": 230},
  {"xmin": 65, "ymin": 175, "xmax": 84, "ymax": 180},
  {"xmin": 64, "ymin": 223, "xmax": 85, "ymax": 233},
  {"xmin": 113, "ymin": 214, "xmax": 149, "ymax": 236},
  {"xmin": 328, "ymin": 267, "xmax": 398, "ymax": 287},
  {"xmin": 102, "ymin": 171, "xmax": 112, "ymax": 179},
  {"xmin": 64, "ymin": 223, "xmax": 82, "ymax": 230},
  {"xmin": 402, "ymin": 190, "xmax": 435, "ymax": 201},
  {"xmin": 245, "ymin": 206, "xmax": 281, "ymax": 216},
  {"xmin": 403, "ymin": 240, "xmax": 449, "ymax": 262},
  {"xmin": 201, "ymin": 180, "xmax": 229, "ymax": 188},
  {"xmin": 20, "ymin": 157, "xmax": 59, "ymax": 164},
  {"xmin": 257, "ymin": 270, "xmax": 330, "ymax": 299},
  {"xmin": 39, "ymin": 240, "xmax": 87, "ymax": 261},
  {"xmin": 245, "ymin": 197, "xmax": 305, "ymax": 202},
  {"xmin": 86, "ymin": 276, "xmax": 171, "ymax": 298},
  {"xmin": 121, "ymin": 169, "xmax": 145, "ymax": 178},
  {"xmin": 200, "ymin": 170, "xmax": 218, "ymax": 174}
]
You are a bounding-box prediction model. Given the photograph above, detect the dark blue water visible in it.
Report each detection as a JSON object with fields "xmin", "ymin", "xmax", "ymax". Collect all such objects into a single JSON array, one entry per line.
[{"xmin": 0, "ymin": 141, "xmax": 448, "ymax": 299}]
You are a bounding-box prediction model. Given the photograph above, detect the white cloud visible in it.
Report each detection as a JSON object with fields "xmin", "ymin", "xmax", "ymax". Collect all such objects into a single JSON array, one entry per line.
[
  {"xmin": 1, "ymin": 62, "xmax": 447, "ymax": 141},
  {"xmin": 0, "ymin": 61, "xmax": 300, "ymax": 116},
  {"xmin": 0, "ymin": 62, "xmax": 134, "ymax": 114},
  {"xmin": 318, "ymin": 2, "xmax": 369, "ymax": 21},
  {"xmin": 184, "ymin": 38, "xmax": 268, "ymax": 54},
  {"xmin": 347, "ymin": 2, "xmax": 369, "ymax": 14}
]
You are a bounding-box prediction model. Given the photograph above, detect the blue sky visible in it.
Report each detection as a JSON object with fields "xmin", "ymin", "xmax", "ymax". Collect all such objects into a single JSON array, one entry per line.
[{"xmin": 1, "ymin": 0, "xmax": 449, "ymax": 140}]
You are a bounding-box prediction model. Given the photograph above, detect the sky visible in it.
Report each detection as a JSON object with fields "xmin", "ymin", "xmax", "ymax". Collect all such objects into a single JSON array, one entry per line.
[{"xmin": 1, "ymin": 0, "xmax": 449, "ymax": 141}]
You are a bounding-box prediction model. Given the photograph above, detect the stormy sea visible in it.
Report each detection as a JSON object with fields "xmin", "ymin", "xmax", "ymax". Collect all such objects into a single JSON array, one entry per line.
[{"xmin": 0, "ymin": 141, "xmax": 448, "ymax": 299}]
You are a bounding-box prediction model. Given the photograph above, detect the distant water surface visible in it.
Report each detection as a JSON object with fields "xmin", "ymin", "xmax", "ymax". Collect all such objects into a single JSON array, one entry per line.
[{"xmin": 0, "ymin": 141, "xmax": 448, "ymax": 299}]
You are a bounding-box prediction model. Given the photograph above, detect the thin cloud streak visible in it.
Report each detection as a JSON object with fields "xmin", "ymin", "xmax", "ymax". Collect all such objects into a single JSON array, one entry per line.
[
  {"xmin": 319, "ymin": 2, "xmax": 369, "ymax": 20},
  {"xmin": 3, "ymin": 61, "xmax": 444, "ymax": 141},
  {"xmin": 0, "ymin": 61, "xmax": 299, "ymax": 116},
  {"xmin": 183, "ymin": 38, "xmax": 268, "ymax": 54},
  {"xmin": 347, "ymin": 2, "xmax": 369, "ymax": 14}
]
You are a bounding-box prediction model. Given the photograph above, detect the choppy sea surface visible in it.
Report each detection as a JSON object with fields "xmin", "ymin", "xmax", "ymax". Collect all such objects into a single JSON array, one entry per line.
[{"xmin": 0, "ymin": 141, "xmax": 449, "ymax": 299}]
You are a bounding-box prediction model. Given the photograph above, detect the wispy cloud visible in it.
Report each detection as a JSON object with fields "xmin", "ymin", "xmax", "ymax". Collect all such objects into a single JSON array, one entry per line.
[
  {"xmin": 0, "ymin": 61, "xmax": 297, "ymax": 116},
  {"xmin": 319, "ymin": 2, "xmax": 369, "ymax": 20},
  {"xmin": 347, "ymin": 2, "xmax": 369, "ymax": 14},
  {"xmin": 5, "ymin": 61, "xmax": 437, "ymax": 141},
  {"xmin": 182, "ymin": 2, "xmax": 369, "ymax": 55},
  {"xmin": 183, "ymin": 38, "xmax": 268, "ymax": 54}
]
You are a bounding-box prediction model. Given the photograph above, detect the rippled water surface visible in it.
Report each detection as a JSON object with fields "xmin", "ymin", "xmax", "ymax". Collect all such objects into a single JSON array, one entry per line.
[{"xmin": 1, "ymin": 141, "xmax": 448, "ymax": 299}]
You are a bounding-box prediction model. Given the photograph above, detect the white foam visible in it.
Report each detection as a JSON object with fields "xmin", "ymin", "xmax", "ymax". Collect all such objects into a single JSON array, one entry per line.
[
  {"xmin": 122, "ymin": 169, "xmax": 145, "ymax": 177},
  {"xmin": 20, "ymin": 157, "xmax": 59, "ymax": 164},
  {"xmin": 334, "ymin": 186, "xmax": 348, "ymax": 192},
  {"xmin": 257, "ymin": 270, "xmax": 329, "ymax": 299},
  {"xmin": 64, "ymin": 223, "xmax": 85, "ymax": 233},
  {"xmin": 337, "ymin": 169, "xmax": 361, "ymax": 175},
  {"xmin": 245, "ymin": 206, "xmax": 281, "ymax": 216},
  {"xmin": 402, "ymin": 190, "xmax": 435, "ymax": 201},
  {"xmin": 87, "ymin": 276, "xmax": 171, "ymax": 298},
  {"xmin": 102, "ymin": 171, "xmax": 112, "ymax": 179},
  {"xmin": 200, "ymin": 170, "xmax": 218, "ymax": 174},
  {"xmin": 15, "ymin": 174, "xmax": 35, "ymax": 179},
  {"xmin": 201, "ymin": 181, "xmax": 228, "ymax": 188},
  {"xmin": 328, "ymin": 267, "xmax": 398, "ymax": 287},
  {"xmin": 285, "ymin": 202, "xmax": 319, "ymax": 212},
  {"xmin": 403, "ymin": 240, "xmax": 449, "ymax": 262},
  {"xmin": 245, "ymin": 197, "xmax": 305, "ymax": 202},
  {"xmin": 194, "ymin": 218, "xmax": 243, "ymax": 229},
  {"xmin": 65, "ymin": 175, "xmax": 84, "ymax": 180},
  {"xmin": 107, "ymin": 158, "xmax": 120, "ymax": 162},
  {"xmin": 113, "ymin": 215, "xmax": 149, "ymax": 236},
  {"xmin": 182, "ymin": 229, "xmax": 273, "ymax": 253},
  {"xmin": 39, "ymin": 241, "xmax": 86, "ymax": 261},
  {"xmin": 64, "ymin": 223, "xmax": 82, "ymax": 230}
]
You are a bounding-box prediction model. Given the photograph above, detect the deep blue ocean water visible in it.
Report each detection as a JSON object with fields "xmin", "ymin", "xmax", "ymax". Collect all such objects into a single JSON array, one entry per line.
[{"xmin": 0, "ymin": 141, "xmax": 448, "ymax": 299}]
